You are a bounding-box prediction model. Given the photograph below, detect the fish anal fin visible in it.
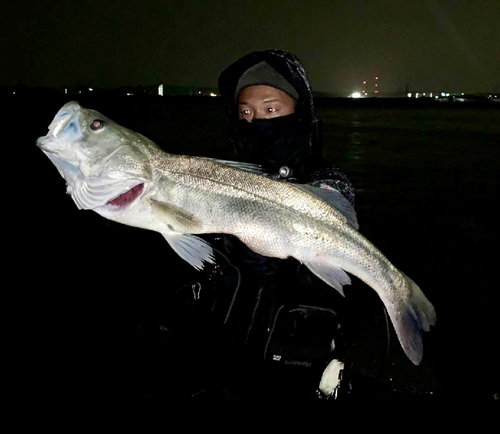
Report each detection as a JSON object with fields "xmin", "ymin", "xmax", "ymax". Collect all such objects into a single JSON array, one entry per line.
[{"xmin": 304, "ymin": 261, "xmax": 351, "ymax": 297}]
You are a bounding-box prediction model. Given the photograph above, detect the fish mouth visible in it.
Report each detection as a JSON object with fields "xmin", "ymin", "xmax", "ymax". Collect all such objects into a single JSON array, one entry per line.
[{"xmin": 105, "ymin": 183, "xmax": 145, "ymax": 209}]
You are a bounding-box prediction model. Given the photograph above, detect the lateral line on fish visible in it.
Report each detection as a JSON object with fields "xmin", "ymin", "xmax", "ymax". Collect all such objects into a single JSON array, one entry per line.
[{"xmin": 165, "ymin": 168, "xmax": 350, "ymax": 226}]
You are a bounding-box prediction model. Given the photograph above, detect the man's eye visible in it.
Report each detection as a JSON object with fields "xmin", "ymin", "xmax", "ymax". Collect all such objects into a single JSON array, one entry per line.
[
  {"xmin": 241, "ymin": 109, "xmax": 251, "ymax": 115},
  {"xmin": 267, "ymin": 107, "xmax": 276, "ymax": 113}
]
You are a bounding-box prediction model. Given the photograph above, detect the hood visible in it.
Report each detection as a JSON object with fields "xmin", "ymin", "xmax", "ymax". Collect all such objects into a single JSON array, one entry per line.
[{"xmin": 218, "ymin": 49, "xmax": 324, "ymax": 180}]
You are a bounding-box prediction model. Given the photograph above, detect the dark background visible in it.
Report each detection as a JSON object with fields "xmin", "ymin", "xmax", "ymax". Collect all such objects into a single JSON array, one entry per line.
[
  {"xmin": 7, "ymin": 94, "xmax": 499, "ymax": 402},
  {"xmin": 2, "ymin": 1, "xmax": 499, "ymax": 96}
]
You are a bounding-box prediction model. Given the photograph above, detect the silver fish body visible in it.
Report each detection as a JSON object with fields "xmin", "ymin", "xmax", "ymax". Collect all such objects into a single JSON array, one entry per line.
[{"xmin": 37, "ymin": 101, "xmax": 436, "ymax": 365}]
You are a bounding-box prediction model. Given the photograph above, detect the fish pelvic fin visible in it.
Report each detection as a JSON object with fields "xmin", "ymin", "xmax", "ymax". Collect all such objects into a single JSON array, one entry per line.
[
  {"xmin": 162, "ymin": 233, "xmax": 215, "ymax": 271},
  {"xmin": 390, "ymin": 274, "xmax": 437, "ymax": 365},
  {"xmin": 152, "ymin": 200, "xmax": 214, "ymax": 270}
]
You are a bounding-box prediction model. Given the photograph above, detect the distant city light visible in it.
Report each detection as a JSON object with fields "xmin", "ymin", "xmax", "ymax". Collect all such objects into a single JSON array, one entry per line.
[
  {"xmin": 350, "ymin": 92, "xmax": 362, "ymax": 98},
  {"xmin": 13, "ymin": 91, "xmax": 15, "ymax": 95},
  {"xmin": 126, "ymin": 93, "xmax": 133, "ymax": 96},
  {"xmin": 416, "ymin": 93, "xmax": 420, "ymax": 98},
  {"xmin": 210, "ymin": 92, "xmax": 216, "ymax": 97},
  {"xmin": 88, "ymin": 88, "xmax": 93, "ymax": 91},
  {"xmin": 430, "ymin": 92, "xmax": 433, "ymax": 98},
  {"xmin": 65, "ymin": 89, "xmax": 68, "ymax": 94},
  {"xmin": 441, "ymin": 92, "xmax": 445, "ymax": 96},
  {"xmin": 363, "ymin": 81, "xmax": 367, "ymax": 85},
  {"xmin": 407, "ymin": 93, "xmax": 412, "ymax": 98},
  {"xmin": 375, "ymin": 76, "xmax": 379, "ymax": 80},
  {"xmin": 374, "ymin": 90, "xmax": 379, "ymax": 94},
  {"xmin": 158, "ymin": 84, "xmax": 163, "ymax": 96}
]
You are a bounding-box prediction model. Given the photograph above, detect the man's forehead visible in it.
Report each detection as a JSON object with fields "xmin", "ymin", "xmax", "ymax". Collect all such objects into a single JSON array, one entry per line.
[{"xmin": 238, "ymin": 85, "xmax": 294, "ymax": 104}]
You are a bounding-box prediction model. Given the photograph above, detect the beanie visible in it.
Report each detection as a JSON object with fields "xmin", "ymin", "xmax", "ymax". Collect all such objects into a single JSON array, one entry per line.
[{"xmin": 235, "ymin": 61, "xmax": 299, "ymax": 101}]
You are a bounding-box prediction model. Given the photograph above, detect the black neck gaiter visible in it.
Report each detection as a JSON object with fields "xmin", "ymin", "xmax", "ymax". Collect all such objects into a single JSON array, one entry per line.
[{"xmin": 233, "ymin": 113, "xmax": 313, "ymax": 180}]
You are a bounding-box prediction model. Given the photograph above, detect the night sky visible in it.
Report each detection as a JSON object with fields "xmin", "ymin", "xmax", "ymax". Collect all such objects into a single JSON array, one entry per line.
[{"xmin": 4, "ymin": 0, "xmax": 499, "ymax": 96}]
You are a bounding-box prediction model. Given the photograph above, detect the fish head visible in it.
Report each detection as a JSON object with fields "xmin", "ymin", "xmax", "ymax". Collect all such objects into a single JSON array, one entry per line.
[{"xmin": 37, "ymin": 101, "xmax": 154, "ymax": 211}]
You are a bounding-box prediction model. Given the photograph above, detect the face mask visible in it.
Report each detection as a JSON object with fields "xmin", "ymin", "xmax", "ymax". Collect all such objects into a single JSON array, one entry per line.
[{"xmin": 234, "ymin": 113, "xmax": 310, "ymax": 176}]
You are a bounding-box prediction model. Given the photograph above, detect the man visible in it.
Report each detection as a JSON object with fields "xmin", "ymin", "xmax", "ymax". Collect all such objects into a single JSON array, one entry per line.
[{"xmin": 204, "ymin": 49, "xmax": 356, "ymax": 399}]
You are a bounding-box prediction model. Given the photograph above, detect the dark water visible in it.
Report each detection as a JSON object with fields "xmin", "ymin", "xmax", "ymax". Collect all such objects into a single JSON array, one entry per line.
[
  {"xmin": 7, "ymin": 96, "xmax": 499, "ymax": 402},
  {"xmin": 317, "ymin": 102, "xmax": 500, "ymax": 401}
]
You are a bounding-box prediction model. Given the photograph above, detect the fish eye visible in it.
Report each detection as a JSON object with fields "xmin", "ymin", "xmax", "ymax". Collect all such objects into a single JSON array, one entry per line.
[{"xmin": 89, "ymin": 119, "xmax": 105, "ymax": 131}]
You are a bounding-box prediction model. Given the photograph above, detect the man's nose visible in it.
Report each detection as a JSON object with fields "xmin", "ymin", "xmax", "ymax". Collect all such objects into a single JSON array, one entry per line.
[{"xmin": 253, "ymin": 109, "xmax": 269, "ymax": 120}]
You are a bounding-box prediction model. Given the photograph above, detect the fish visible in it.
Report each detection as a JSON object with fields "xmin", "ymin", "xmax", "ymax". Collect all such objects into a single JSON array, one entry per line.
[{"xmin": 37, "ymin": 101, "xmax": 436, "ymax": 365}]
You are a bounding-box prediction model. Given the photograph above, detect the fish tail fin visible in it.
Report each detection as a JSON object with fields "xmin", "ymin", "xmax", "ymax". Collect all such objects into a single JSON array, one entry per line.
[{"xmin": 389, "ymin": 274, "xmax": 437, "ymax": 365}]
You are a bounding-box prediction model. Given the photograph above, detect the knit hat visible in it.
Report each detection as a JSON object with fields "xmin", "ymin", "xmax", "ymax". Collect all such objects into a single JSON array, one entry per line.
[{"xmin": 235, "ymin": 61, "xmax": 299, "ymax": 101}]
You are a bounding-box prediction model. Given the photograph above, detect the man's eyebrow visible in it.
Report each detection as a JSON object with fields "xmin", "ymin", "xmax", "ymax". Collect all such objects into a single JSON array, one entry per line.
[{"xmin": 238, "ymin": 98, "xmax": 282, "ymax": 105}]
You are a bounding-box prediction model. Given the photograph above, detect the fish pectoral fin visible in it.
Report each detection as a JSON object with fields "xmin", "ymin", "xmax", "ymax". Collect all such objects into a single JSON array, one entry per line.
[
  {"xmin": 304, "ymin": 261, "xmax": 351, "ymax": 297},
  {"xmin": 162, "ymin": 232, "xmax": 215, "ymax": 271},
  {"xmin": 298, "ymin": 185, "xmax": 359, "ymax": 230},
  {"xmin": 150, "ymin": 199, "xmax": 203, "ymax": 232}
]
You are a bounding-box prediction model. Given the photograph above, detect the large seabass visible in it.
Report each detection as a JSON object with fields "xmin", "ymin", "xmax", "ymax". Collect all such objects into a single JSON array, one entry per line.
[{"xmin": 37, "ymin": 101, "xmax": 436, "ymax": 365}]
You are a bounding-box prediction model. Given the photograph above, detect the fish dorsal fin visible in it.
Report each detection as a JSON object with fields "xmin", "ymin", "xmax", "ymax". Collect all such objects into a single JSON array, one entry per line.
[
  {"xmin": 150, "ymin": 199, "xmax": 203, "ymax": 232},
  {"xmin": 201, "ymin": 157, "xmax": 267, "ymax": 175},
  {"xmin": 298, "ymin": 184, "xmax": 359, "ymax": 230},
  {"xmin": 162, "ymin": 233, "xmax": 215, "ymax": 271},
  {"xmin": 304, "ymin": 261, "xmax": 351, "ymax": 297}
]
